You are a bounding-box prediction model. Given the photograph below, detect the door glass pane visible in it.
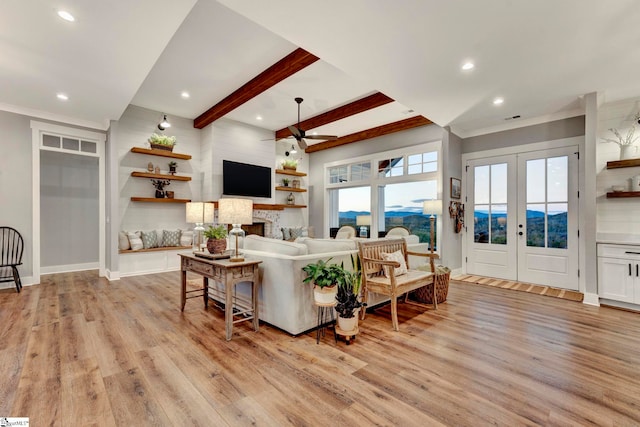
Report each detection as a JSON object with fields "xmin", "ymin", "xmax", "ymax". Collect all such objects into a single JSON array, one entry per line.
[
  {"xmin": 475, "ymin": 166, "xmax": 489, "ymax": 204},
  {"xmin": 491, "ymin": 204, "xmax": 507, "ymax": 244},
  {"xmin": 547, "ymin": 156, "xmax": 568, "ymax": 203},
  {"xmin": 491, "ymin": 164, "xmax": 507, "ymax": 204},
  {"xmin": 526, "ymin": 203, "xmax": 546, "ymax": 247},
  {"xmin": 474, "ymin": 205, "xmax": 489, "ymax": 243},
  {"xmin": 527, "ymin": 159, "xmax": 545, "ymax": 203},
  {"xmin": 548, "ymin": 203, "xmax": 568, "ymax": 248}
]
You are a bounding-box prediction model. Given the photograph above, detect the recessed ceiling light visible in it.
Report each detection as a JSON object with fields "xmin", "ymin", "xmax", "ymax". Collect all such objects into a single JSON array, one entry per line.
[
  {"xmin": 462, "ymin": 62, "xmax": 474, "ymax": 71},
  {"xmin": 181, "ymin": 91, "xmax": 190, "ymax": 99},
  {"xmin": 493, "ymin": 97, "xmax": 504, "ymax": 105},
  {"xmin": 56, "ymin": 93, "xmax": 69, "ymax": 101},
  {"xmin": 256, "ymin": 115, "xmax": 263, "ymax": 121},
  {"xmin": 57, "ymin": 10, "xmax": 75, "ymax": 22}
]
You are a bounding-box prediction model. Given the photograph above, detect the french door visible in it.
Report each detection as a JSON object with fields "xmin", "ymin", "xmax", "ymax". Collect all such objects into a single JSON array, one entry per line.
[{"xmin": 466, "ymin": 147, "xmax": 578, "ymax": 290}]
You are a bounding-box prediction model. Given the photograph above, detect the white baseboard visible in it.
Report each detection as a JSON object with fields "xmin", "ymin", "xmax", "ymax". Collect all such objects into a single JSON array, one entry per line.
[
  {"xmin": 119, "ymin": 266, "xmax": 180, "ymax": 278},
  {"xmin": 0, "ymin": 275, "xmax": 35, "ymax": 289},
  {"xmin": 106, "ymin": 269, "xmax": 120, "ymax": 281},
  {"xmin": 450, "ymin": 267, "xmax": 464, "ymax": 277},
  {"xmin": 41, "ymin": 262, "xmax": 99, "ymax": 275},
  {"xmin": 583, "ymin": 292, "xmax": 600, "ymax": 306}
]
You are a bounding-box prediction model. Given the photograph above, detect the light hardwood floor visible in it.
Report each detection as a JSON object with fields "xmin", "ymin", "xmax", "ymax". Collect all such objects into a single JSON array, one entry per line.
[{"xmin": 1, "ymin": 270, "xmax": 640, "ymax": 426}]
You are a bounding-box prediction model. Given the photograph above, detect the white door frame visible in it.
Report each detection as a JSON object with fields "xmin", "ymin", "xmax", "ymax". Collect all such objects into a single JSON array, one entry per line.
[
  {"xmin": 461, "ymin": 136, "xmax": 585, "ymax": 293},
  {"xmin": 31, "ymin": 121, "xmax": 106, "ymax": 284}
]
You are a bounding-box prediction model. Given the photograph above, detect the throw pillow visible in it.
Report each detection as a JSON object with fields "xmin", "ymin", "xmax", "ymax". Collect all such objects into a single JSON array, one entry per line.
[
  {"xmin": 289, "ymin": 227, "xmax": 304, "ymax": 240},
  {"xmin": 140, "ymin": 230, "xmax": 159, "ymax": 249},
  {"xmin": 127, "ymin": 231, "xmax": 143, "ymax": 251},
  {"xmin": 381, "ymin": 250, "xmax": 408, "ymax": 277},
  {"xmin": 163, "ymin": 229, "xmax": 181, "ymax": 247},
  {"xmin": 118, "ymin": 231, "xmax": 130, "ymax": 250},
  {"xmin": 180, "ymin": 230, "xmax": 194, "ymax": 246},
  {"xmin": 281, "ymin": 227, "xmax": 291, "ymax": 241}
]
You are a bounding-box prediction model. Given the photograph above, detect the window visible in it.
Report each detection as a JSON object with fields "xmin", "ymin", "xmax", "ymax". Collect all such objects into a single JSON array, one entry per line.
[
  {"xmin": 380, "ymin": 180, "xmax": 437, "ymax": 244},
  {"xmin": 408, "ymin": 151, "xmax": 438, "ymax": 174},
  {"xmin": 378, "ymin": 157, "xmax": 403, "ymax": 177},
  {"xmin": 328, "ymin": 161, "xmax": 370, "ymax": 184},
  {"xmin": 474, "ymin": 163, "xmax": 507, "ymax": 244}
]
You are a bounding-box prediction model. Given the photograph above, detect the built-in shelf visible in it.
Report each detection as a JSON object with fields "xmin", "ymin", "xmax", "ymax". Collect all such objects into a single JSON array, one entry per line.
[
  {"xmin": 131, "ymin": 147, "xmax": 192, "ymax": 160},
  {"xmin": 209, "ymin": 201, "xmax": 285, "ymax": 211},
  {"xmin": 131, "ymin": 171, "xmax": 191, "ymax": 181},
  {"xmin": 275, "ymin": 168, "xmax": 306, "ymax": 177},
  {"xmin": 606, "ymin": 158, "xmax": 640, "ymax": 169},
  {"xmin": 275, "ymin": 186, "xmax": 306, "ymax": 192},
  {"xmin": 130, "ymin": 197, "xmax": 191, "ymax": 203},
  {"xmin": 606, "ymin": 191, "xmax": 640, "ymax": 198},
  {"xmin": 277, "ymin": 204, "xmax": 307, "ymax": 209}
]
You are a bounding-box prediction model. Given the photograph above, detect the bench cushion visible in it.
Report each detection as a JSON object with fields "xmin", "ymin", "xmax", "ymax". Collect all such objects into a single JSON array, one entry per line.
[{"xmin": 381, "ymin": 250, "xmax": 408, "ymax": 277}]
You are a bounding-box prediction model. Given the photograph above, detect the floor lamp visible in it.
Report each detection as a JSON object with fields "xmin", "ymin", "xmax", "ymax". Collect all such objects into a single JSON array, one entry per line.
[
  {"xmin": 218, "ymin": 198, "xmax": 253, "ymax": 262},
  {"xmin": 186, "ymin": 202, "xmax": 214, "ymax": 251},
  {"xmin": 423, "ymin": 200, "xmax": 443, "ymax": 254}
]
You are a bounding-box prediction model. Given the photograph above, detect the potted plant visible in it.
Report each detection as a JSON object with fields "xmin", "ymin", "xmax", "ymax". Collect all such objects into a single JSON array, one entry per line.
[
  {"xmin": 148, "ymin": 133, "xmax": 177, "ymax": 152},
  {"xmin": 282, "ymin": 158, "xmax": 298, "ymax": 171},
  {"xmin": 282, "ymin": 178, "xmax": 290, "ymax": 187},
  {"xmin": 335, "ymin": 255, "xmax": 365, "ymax": 332},
  {"xmin": 203, "ymin": 225, "xmax": 227, "ymax": 254},
  {"xmin": 168, "ymin": 161, "xmax": 177, "ymax": 174},
  {"xmin": 302, "ymin": 258, "xmax": 348, "ymax": 304},
  {"xmin": 151, "ymin": 179, "xmax": 170, "ymax": 198}
]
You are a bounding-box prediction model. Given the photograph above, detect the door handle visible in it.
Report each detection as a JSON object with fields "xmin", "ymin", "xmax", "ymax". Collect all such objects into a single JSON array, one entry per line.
[
  {"xmin": 630, "ymin": 263, "xmax": 633, "ymax": 276},
  {"xmin": 636, "ymin": 264, "xmax": 638, "ymax": 277},
  {"xmin": 518, "ymin": 232, "xmax": 523, "ymax": 236}
]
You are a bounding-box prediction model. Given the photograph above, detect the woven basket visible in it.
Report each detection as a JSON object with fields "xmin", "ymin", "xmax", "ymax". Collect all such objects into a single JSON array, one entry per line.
[
  {"xmin": 414, "ymin": 270, "xmax": 450, "ymax": 304},
  {"xmin": 150, "ymin": 143, "xmax": 174, "ymax": 152}
]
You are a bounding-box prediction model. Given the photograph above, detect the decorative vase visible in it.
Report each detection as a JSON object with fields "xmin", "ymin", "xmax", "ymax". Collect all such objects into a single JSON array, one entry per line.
[
  {"xmin": 313, "ymin": 285, "xmax": 338, "ymax": 305},
  {"xmin": 147, "ymin": 162, "xmax": 154, "ymax": 172},
  {"xmin": 207, "ymin": 238, "xmax": 227, "ymax": 254},
  {"xmin": 169, "ymin": 166, "xmax": 176, "ymax": 174},
  {"xmin": 155, "ymin": 189, "xmax": 164, "ymax": 198},
  {"xmin": 155, "ymin": 166, "xmax": 161, "ymax": 174},
  {"xmin": 337, "ymin": 315, "xmax": 358, "ymax": 332},
  {"xmin": 620, "ymin": 145, "xmax": 638, "ymax": 160},
  {"xmin": 165, "ymin": 191, "xmax": 174, "ymax": 199}
]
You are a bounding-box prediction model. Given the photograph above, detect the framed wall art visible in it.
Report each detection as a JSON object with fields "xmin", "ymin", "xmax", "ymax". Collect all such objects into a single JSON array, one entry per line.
[{"xmin": 450, "ymin": 177, "xmax": 461, "ymax": 199}]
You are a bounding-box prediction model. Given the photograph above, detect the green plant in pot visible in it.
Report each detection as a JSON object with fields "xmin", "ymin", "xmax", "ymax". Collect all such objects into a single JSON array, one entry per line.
[
  {"xmin": 148, "ymin": 133, "xmax": 176, "ymax": 151},
  {"xmin": 302, "ymin": 258, "xmax": 348, "ymax": 304},
  {"xmin": 282, "ymin": 158, "xmax": 298, "ymax": 171},
  {"xmin": 168, "ymin": 161, "xmax": 177, "ymax": 174},
  {"xmin": 203, "ymin": 224, "xmax": 227, "ymax": 254},
  {"xmin": 335, "ymin": 254, "xmax": 366, "ymax": 331}
]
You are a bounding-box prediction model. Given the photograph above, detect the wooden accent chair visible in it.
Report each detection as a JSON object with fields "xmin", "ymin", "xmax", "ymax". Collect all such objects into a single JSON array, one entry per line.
[
  {"xmin": 0, "ymin": 226, "xmax": 24, "ymax": 292},
  {"xmin": 357, "ymin": 238, "xmax": 439, "ymax": 331}
]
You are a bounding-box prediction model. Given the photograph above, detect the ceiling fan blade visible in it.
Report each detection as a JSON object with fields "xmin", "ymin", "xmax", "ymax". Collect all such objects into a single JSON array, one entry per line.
[
  {"xmin": 288, "ymin": 125, "xmax": 302, "ymax": 138},
  {"xmin": 298, "ymin": 138, "xmax": 308, "ymax": 149},
  {"xmin": 305, "ymin": 134, "xmax": 338, "ymax": 140}
]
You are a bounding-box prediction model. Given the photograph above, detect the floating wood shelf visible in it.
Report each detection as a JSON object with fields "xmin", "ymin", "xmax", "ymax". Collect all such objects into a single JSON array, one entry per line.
[
  {"xmin": 131, "ymin": 171, "xmax": 191, "ymax": 181},
  {"xmin": 130, "ymin": 197, "xmax": 191, "ymax": 203},
  {"xmin": 606, "ymin": 191, "xmax": 640, "ymax": 198},
  {"xmin": 606, "ymin": 158, "xmax": 640, "ymax": 169},
  {"xmin": 275, "ymin": 169, "xmax": 306, "ymax": 177},
  {"xmin": 275, "ymin": 186, "xmax": 306, "ymax": 192},
  {"xmin": 208, "ymin": 201, "xmax": 285, "ymax": 211},
  {"xmin": 131, "ymin": 147, "xmax": 192, "ymax": 160},
  {"xmin": 277, "ymin": 204, "xmax": 307, "ymax": 209}
]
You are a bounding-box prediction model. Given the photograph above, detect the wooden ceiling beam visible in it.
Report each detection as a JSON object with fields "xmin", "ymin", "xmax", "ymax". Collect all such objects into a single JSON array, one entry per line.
[
  {"xmin": 304, "ymin": 116, "xmax": 433, "ymax": 153},
  {"xmin": 274, "ymin": 92, "xmax": 394, "ymax": 140},
  {"xmin": 194, "ymin": 48, "xmax": 319, "ymax": 129}
]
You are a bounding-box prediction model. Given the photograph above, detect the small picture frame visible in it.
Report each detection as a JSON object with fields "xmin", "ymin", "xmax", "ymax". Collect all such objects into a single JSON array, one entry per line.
[{"xmin": 450, "ymin": 177, "xmax": 461, "ymax": 199}]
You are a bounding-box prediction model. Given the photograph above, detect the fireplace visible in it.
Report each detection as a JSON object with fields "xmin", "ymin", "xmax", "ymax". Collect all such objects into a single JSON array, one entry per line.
[{"xmin": 242, "ymin": 222, "xmax": 265, "ymax": 237}]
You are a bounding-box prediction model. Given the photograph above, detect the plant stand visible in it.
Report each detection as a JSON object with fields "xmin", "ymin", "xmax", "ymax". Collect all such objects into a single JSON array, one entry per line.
[
  {"xmin": 315, "ymin": 301, "xmax": 336, "ymax": 344},
  {"xmin": 334, "ymin": 324, "xmax": 359, "ymax": 345}
]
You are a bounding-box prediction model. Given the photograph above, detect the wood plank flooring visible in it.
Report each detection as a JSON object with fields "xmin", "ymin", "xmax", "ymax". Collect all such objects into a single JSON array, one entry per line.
[{"xmin": 1, "ymin": 270, "xmax": 640, "ymax": 426}]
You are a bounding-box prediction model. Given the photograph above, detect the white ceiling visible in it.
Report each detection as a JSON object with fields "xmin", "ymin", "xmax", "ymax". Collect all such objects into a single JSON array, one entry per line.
[{"xmin": 3, "ymin": 0, "xmax": 640, "ymax": 139}]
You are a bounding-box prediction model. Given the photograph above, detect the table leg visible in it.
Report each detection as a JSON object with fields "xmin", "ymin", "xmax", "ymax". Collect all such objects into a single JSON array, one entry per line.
[
  {"xmin": 225, "ymin": 276, "xmax": 233, "ymax": 341},
  {"xmin": 181, "ymin": 268, "xmax": 187, "ymax": 311},
  {"xmin": 252, "ymin": 266, "xmax": 260, "ymax": 332},
  {"xmin": 203, "ymin": 276, "xmax": 209, "ymax": 309}
]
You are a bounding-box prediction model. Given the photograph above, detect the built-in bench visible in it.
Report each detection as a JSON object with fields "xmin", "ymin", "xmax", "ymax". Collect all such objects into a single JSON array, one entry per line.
[{"xmin": 119, "ymin": 246, "xmax": 191, "ymax": 254}]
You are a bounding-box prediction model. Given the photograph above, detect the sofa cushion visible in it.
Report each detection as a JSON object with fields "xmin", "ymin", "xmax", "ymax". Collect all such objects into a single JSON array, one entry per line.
[
  {"xmin": 127, "ymin": 231, "xmax": 143, "ymax": 251},
  {"xmin": 163, "ymin": 229, "xmax": 181, "ymax": 247},
  {"xmin": 381, "ymin": 250, "xmax": 408, "ymax": 277},
  {"xmin": 301, "ymin": 238, "xmax": 357, "ymax": 254},
  {"xmin": 244, "ymin": 235, "xmax": 308, "ymax": 256},
  {"xmin": 180, "ymin": 230, "xmax": 194, "ymax": 246}
]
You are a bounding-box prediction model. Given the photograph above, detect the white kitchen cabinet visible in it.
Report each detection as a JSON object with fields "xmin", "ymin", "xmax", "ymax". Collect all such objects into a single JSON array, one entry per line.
[{"xmin": 598, "ymin": 244, "xmax": 640, "ymax": 303}]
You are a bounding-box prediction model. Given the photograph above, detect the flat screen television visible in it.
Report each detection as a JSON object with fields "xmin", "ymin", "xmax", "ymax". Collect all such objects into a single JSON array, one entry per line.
[{"xmin": 222, "ymin": 160, "xmax": 272, "ymax": 198}]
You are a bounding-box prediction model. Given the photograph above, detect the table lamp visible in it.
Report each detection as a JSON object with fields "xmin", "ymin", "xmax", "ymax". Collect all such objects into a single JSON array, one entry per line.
[
  {"xmin": 186, "ymin": 202, "xmax": 214, "ymax": 251},
  {"xmin": 356, "ymin": 215, "xmax": 371, "ymax": 238},
  {"xmin": 218, "ymin": 198, "xmax": 253, "ymax": 262},
  {"xmin": 423, "ymin": 199, "xmax": 442, "ymax": 253}
]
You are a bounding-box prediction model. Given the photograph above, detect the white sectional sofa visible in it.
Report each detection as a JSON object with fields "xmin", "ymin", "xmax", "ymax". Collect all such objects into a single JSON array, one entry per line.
[{"xmin": 219, "ymin": 234, "xmax": 429, "ymax": 335}]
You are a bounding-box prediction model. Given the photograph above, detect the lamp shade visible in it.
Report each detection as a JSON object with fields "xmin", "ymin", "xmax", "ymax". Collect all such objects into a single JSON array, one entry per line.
[
  {"xmin": 218, "ymin": 198, "xmax": 253, "ymax": 225},
  {"xmin": 422, "ymin": 199, "xmax": 443, "ymax": 216},
  {"xmin": 185, "ymin": 202, "xmax": 214, "ymax": 223},
  {"xmin": 356, "ymin": 215, "xmax": 371, "ymax": 226}
]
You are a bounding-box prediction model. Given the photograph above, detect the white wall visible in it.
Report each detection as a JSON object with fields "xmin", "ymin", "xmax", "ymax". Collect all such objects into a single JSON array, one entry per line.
[
  {"xmin": 596, "ymin": 97, "xmax": 640, "ymax": 233},
  {"xmin": 40, "ymin": 150, "xmax": 99, "ymax": 268},
  {"xmin": 441, "ymin": 128, "xmax": 463, "ymax": 269}
]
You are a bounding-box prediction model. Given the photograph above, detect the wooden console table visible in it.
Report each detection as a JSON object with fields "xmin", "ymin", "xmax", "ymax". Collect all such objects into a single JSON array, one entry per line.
[{"xmin": 179, "ymin": 253, "xmax": 262, "ymax": 341}]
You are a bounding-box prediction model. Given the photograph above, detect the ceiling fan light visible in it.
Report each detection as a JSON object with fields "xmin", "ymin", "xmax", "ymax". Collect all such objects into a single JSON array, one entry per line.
[{"xmin": 290, "ymin": 144, "xmax": 297, "ymax": 154}]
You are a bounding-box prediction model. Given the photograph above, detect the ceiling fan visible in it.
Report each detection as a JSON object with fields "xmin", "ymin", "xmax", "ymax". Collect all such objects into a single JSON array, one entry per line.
[{"xmin": 287, "ymin": 97, "xmax": 337, "ymax": 149}]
